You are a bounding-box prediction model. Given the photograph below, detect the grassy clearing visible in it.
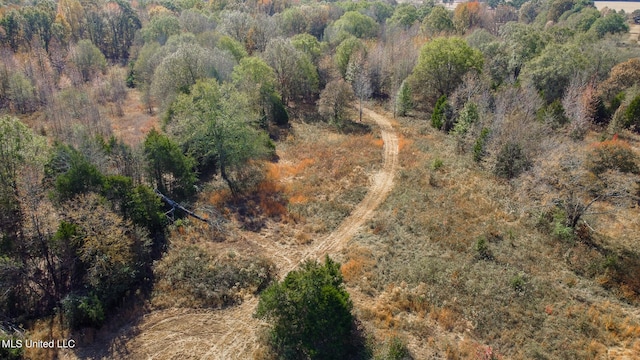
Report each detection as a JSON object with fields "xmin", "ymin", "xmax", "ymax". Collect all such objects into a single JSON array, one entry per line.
[
  {"xmin": 267, "ymin": 120, "xmax": 382, "ymax": 239},
  {"xmin": 52, "ymin": 104, "xmax": 637, "ymax": 359},
  {"xmin": 149, "ymin": 118, "xmax": 385, "ymax": 309},
  {"xmin": 108, "ymin": 88, "xmax": 160, "ymax": 146},
  {"xmin": 343, "ymin": 113, "xmax": 640, "ymax": 359},
  {"xmin": 201, "ymin": 119, "xmax": 383, "ymax": 244}
]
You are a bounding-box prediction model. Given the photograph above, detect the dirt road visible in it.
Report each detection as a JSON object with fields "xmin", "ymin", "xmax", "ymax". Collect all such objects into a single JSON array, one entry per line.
[
  {"xmin": 65, "ymin": 106, "xmax": 399, "ymax": 360},
  {"xmin": 296, "ymin": 107, "xmax": 398, "ymax": 268}
]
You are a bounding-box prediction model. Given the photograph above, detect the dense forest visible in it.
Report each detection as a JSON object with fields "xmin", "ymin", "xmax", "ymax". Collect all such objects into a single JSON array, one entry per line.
[{"xmin": 1, "ymin": 0, "xmax": 640, "ymax": 358}]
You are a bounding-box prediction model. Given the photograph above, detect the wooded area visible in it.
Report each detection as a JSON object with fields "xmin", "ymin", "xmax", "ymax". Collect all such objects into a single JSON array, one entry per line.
[{"xmin": 1, "ymin": 0, "xmax": 640, "ymax": 358}]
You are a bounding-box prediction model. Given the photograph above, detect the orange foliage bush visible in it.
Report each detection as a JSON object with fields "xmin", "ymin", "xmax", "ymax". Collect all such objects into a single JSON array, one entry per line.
[
  {"xmin": 598, "ymin": 58, "xmax": 640, "ymax": 101},
  {"xmin": 209, "ymin": 189, "xmax": 230, "ymax": 207},
  {"xmin": 256, "ymin": 179, "xmax": 288, "ymax": 218},
  {"xmin": 288, "ymin": 194, "xmax": 308, "ymax": 204},
  {"xmin": 587, "ymin": 135, "xmax": 639, "ymax": 175},
  {"xmin": 204, "ymin": 163, "xmax": 289, "ymax": 231},
  {"xmin": 253, "ymin": 164, "xmax": 288, "ymax": 217},
  {"xmin": 274, "ymin": 158, "xmax": 316, "ymax": 179},
  {"xmin": 341, "ymin": 258, "xmax": 366, "ymax": 283}
]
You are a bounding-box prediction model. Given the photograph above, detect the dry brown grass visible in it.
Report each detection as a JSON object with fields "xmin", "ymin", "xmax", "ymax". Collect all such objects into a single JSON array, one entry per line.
[
  {"xmin": 203, "ymin": 164, "xmax": 290, "ymax": 232},
  {"xmin": 23, "ymin": 317, "xmax": 67, "ymax": 360},
  {"xmin": 107, "ymin": 88, "xmax": 159, "ymax": 146},
  {"xmin": 341, "ymin": 246, "xmax": 376, "ymax": 285},
  {"xmin": 276, "ymin": 122, "xmax": 383, "ymax": 236},
  {"xmin": 345, "ymin": 113, "xmax": 640, "ymax": 358},
  {"xmin": 46, "ymin": 103, "xmax": 639, "ymax": 359},
  {"xmin": 151, "ymin": 240, "xmax": 276, "ymax": 309},
  {"xmin": 202, "ymin": 121, "xmax": 383, "ymax": 239}
]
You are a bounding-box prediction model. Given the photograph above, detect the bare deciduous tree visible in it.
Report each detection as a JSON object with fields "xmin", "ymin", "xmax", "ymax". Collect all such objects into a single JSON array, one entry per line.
[
  {"xmin": 263, "ymin": 38, "xmax": 318, "ymax": 104},
  {"xmin": 562, "ymin": 76, "xmax": 598, "ymax": 139},
  {"xmin": 346, "ymin": 51, "xmax": 372, "ymax": 122},
  {"xmin": 317, "ymin": 79, "xmax": 354, "ymax": 127}
]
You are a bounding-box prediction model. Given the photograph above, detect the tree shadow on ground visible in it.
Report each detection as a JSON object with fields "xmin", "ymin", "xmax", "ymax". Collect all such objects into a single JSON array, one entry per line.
[
  {"xmin": 67, "ymin": 295, "xmax": 146, "ymax": 360},
  {"xmin": 339, "ymin": 119, "xmax": 372, "ymax": 135},
  {"xmin": 216, "ymin": 179, "xmax": 289, "ymax": 232}
]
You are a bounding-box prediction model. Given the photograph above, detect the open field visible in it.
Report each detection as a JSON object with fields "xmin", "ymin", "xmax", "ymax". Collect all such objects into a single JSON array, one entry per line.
[
  {"xmin": 108, "ymin": 89, "xmax": 160, "ymax": 146},
  {"xmin": 342, "ymin": 111, "xmax": 640, "ymax": 359},
  {"xmin": 594, "ymin": 1, "xmax": 640, "ymax": 12}
]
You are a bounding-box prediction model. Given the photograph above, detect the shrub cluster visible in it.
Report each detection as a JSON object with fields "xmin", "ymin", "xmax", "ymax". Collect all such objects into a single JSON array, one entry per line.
[
  {"xmin": 256, "ymin": 257, "xmax": 365, "ymax": 359},
  {"xmin": 586, "ymin": 135, "xmax": 639, "ymax": 175},
  {"xmin": 431, "ymin": 95, "xmax": 452, "ymax": 131},
  {"xmin": 473, "ymin": 128, "xmax": 490, "ymax": 163},
  {"xmin": 153, "ymin": 246, "xmax": 276, "ymax": 309},
  {"xmin": 494, "ymin": 142, "xmax": 531, "ymax": 179}
]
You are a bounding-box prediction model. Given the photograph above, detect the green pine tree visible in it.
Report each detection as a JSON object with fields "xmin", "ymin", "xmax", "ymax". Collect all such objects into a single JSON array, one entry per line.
[{"xmin": 396, "ymin": 80, "xmax": 413, "ymax": 117}]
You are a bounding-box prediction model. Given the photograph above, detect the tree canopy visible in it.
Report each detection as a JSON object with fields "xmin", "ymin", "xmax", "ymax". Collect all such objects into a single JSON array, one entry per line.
[
  {"xmin": 328, "ymin": 11, "xmax": 379, "ymax": 42},
  {"xmin": 143, "ymin": 128, "xmax": 196, "ymax": 200},
  {"xmin": 255, "ymin": 257, "xmax": 357, "ymax": 359},
  {"xmin": 409, "ymin": 36, "xmax": 483, "ymax": 106},
  {"xmin": 232, "ymin": 56, "xmax": 288, "ymax": 126},
  {"xmin": 166, "ymin": 79, "xmax": 274, "ymax": 195},
  {"xmin": 263, "ymin": 38, "xmax": 319, "ymax": 104}
]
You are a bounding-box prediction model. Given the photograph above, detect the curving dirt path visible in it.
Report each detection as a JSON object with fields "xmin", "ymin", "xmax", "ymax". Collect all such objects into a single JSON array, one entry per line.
[
  {"xmin": 295, "ymin": 107, "xmax": 398, "ymax": 269},
  {"xmin": 66, "ymin": 106, "xmax": 399, "ymax": 360}
]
